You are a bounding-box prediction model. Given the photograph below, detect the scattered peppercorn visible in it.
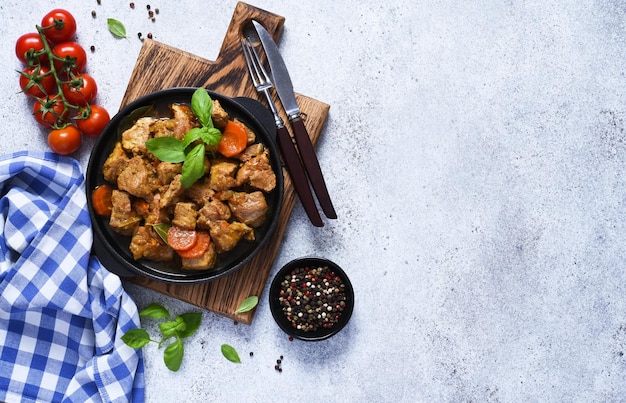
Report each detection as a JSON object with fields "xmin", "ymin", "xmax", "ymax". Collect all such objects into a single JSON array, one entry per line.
[
  {"xmin": 149, "ymin": 10, "xmax": 154, "ymax": 18},
  {"xmin": 97, "ymin": 0, "xmax": 101, "ymax": 4},
  {"xmin": 147, "ymin": 32, "xmax": 153, "ymax": 39},
  {"xmin": 147, "ymin": 4, "xmax": 151, "ymax": 10},
  {"xmin": 130, "ymin": 2, "xmax": 135, "ymax": 8},
  {"xmin": 249, "ymin": 352, "xmax": 254, "ymax": 357},
  {"xmin": 90, "ymin": 45, "xmax": 95, "ymax": 52},
  {"xmin": 91, "ymin": 10, "xmax": 97, "ymax": 18},
  {"xmin": 155, "ymin": 8, "xmax": 159, "ymax": 14},
  {"xmin": 137, "ymin": 32, "xmax": 142, "ymax": 38}
]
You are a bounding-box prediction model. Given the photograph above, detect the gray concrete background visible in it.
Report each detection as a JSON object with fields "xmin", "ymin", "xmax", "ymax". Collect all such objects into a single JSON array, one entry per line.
[{"xmin": 2, "ymin": 0, "xmax": 626, "ymax": 401}]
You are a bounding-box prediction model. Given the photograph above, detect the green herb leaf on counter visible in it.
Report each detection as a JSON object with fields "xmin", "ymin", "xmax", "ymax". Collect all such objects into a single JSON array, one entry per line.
[
  {"xmin": 107, "ymin": 18, "xmax": 128, "ymax": 38},
  {"xmin": 178, "ymin": 312, "xmax": 202, "ymax": 338},
  {"xmin": 159, "ymin": 316, "xmax": 187, "ymax": 339},
  {"xmin": 221, "ymin": 344, "xmax": 241, "ymax": 363},
  {"xmin": 121, "ymin": 328, "xmax": 152, "ymax": 349},
  {"xmin": 121, "ymin": 303, "xmax": 202, "ymax": 372},
  {"xmin": 139, "ymin": 302, "xmax": 170, "ymax": 319},
  {"xmin": 164, "ymin": 337, "xmax": 184, "ymax": 371},
  {"xmin": 235, "ymin": 296, "xmax": 259, "ymax": 314}
]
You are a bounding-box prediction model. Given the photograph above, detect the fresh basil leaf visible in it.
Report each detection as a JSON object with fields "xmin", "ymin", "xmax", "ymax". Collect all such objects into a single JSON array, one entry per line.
[
  {"xmin": 159, "ymin": 316, "xmax": 187, "ymax": 338},
  {"xmin": 221, "ymin": 344, "xmax": 241, "ymax": 363},
  {"xmin": 163, "ymin": 337, "xmax": 184, "ymax": 371},
  {"xmin": 180, "ymin": 143, "xmax": 205, "ymax": 188},
  {"xmin": 182, "ymin": 127, "xmax": 204, "ymax": 149},
  {"xmin": 178, "ymin": 312, "xmax": 202, "ymax": 338},
  {"xmin": 140, "ymin": 303, "xmax": 170, "ymax": 319},
  {"xmin": 152, "ymin": 223, "xmax": 171, "ymax": 245},
  {"xmin": 107, "ymin": 18, "xmax": 128, "ymax": 38},
  {"xmin": 121, "ymin": 328, "xmax": 152, "ymax": 349},
  {"xmin": 200, "ymin": 127, "xmax": 222, "ymax": 147},
  {"xmin": 235, "ymin": 296, "xmax": 259, "ymax": 314},
  {"xmin": 191, "ymin": 88, "xmax": 213, "ymax": 127},
  {"xmin": 146, "ymin": 137, "xmax": 186, "ymax": 162}
]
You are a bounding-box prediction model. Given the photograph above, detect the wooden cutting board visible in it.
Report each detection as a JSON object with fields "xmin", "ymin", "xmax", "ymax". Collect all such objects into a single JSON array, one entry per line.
[{"xmin": 120, "ymin": 2, "xmax": 329, "ymax": 324}]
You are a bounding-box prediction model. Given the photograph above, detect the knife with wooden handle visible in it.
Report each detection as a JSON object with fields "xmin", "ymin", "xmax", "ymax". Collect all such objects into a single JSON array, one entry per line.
[{"xmin": 253, "ymin": 20, "xmax": 337, "ymax": 220}]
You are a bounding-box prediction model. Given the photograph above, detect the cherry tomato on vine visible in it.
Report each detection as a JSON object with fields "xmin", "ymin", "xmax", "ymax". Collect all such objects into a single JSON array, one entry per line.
[
  {"xmin": 15, "ymin": 32, "xmax": 48, "ymax": 65},
  {"xmin": 32, "ymin": 97, "xmax": 68, "ymax": 128},
  {"xmin": 48, "ymin": 124, "xmax": 82, "ymax": 155},
  {"xmin": 76, "ymin": 105, "xmax": 110, "ymax": 137},
  {"xmin": 41, "ymin": 9, "xmax": 76, "ymax": 43},
  {"xmin": 19, "ymin": 65, "xmax": 55, "ymax": 98},
  {"xmin": 53, "ymin": 42, "xmax": 86, "ymax": 74},
  {"xmin": 62, "ymin": 73, "xmax": 97, "ymax": 106}
]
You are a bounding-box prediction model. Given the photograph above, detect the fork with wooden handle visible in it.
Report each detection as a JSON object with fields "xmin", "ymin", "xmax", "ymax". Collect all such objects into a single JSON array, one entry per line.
[{"xmin": 241, "ymin": 37, "xmax": 324, "ymax": 227}]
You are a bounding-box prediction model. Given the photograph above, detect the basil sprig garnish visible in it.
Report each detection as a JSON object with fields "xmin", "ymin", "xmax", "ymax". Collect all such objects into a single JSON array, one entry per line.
[
  {"xmin": 121, "ymin": 303, "xmax": 202, "ymax": 372},
  {"xmin": 145, "ymin": 88, "xmax": 222, "ymax": 188}
]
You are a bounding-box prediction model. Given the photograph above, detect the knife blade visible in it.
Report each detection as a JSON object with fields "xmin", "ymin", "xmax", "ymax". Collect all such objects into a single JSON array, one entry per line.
[{"xmin": 252, "ymin": 20, "xmax": 337, "ymax": 220}]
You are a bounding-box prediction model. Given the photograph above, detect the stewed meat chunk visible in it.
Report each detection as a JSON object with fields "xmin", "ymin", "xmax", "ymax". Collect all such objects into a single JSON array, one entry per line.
[
  {"xmin": 227, "ymin": 191, "xmax": 268, "ymax": 228},
  {"xmin": 103, "ymin": 141, "xmax": 129, "ymax": 183},
  {"xmin": 156, "ymin": 162, "xmax": 182, "ymax": 185},
  {"xmin": 160, "ymin": 174, "xmax": 185, "ymax": 208},
  {"xmin": 121, "ymin": 117, "xmax": 155, "ymax": 155},
  {"xmin": 211, "ymin": 99, "xmax": 229, "ymax": 129},
  {"xmin": 209, "ymin": 220, "xmax": 254, "ymax": 253},
  {"xmin": 208, "ymin": 159, "xmax": 239, "ymax": 191},
  {"xmin": 172, "ymin": 202, "xmax": 197, "ymax": 230},
  {"xmin": 129, "ymin": 226, "xmax": 174, "ymax": 261},
  {"xmin": 171, "ymin": 104, "xmax": 199, "ymax": 139},
  {"xmin": 196, "ymin": 198, "xmax": 231, "ymax": 229},
  {"xmin": 181, "ymin": 243, "xmax": 217, "ymax": 271},
  {"xmin": 109, "ymin": 190, "xmax": 141, "ymax": 236},
  {"xmin": 236, "ymin": 146, "xmax": 276, "ymax": 192},
  {"xmin": 185, "ymin": 178, "xmax": 215, "ymax": 205},
  {"xmin": 117, "ymin": 155, "xmax": 159, "ymax": 201}
]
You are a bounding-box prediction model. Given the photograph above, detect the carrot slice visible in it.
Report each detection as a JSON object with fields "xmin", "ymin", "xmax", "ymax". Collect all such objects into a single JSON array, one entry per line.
[
  {"xmin": 167, "ymin": 226, "xmax": 198, "ymax": 251},
  {"xmin": 177, "ymin": 231, "xmax": 211, "ymax": 259},
  {"xmin": 92, "ymin": 184, "xmax": 113, "ymax": 216},
  {"xmin": 217, "ymin": 120, "xmax": 248, "ymax": 157}
]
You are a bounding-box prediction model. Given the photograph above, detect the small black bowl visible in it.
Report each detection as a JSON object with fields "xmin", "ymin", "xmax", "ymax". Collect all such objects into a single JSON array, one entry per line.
[
  {"xmin": 86, "ymin": 87, "xmax": 283, "ymax": 283},
  {"xmin": 269, "ymin": 257, "xmax": 354, "ymax": 341}
]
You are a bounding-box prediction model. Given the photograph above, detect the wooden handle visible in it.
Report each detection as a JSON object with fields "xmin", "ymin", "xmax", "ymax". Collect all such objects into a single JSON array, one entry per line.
[
  {"xmin": 276, "ymin": 125, "xmax": 323, "ymax": 227},
  {"xmin": 291, "ymin": 118, "xmax": 337, "ymax": 219}
]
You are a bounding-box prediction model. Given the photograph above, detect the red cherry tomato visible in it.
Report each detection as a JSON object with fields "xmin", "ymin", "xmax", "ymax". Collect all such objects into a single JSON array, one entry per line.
[
  {"xmin": 76, "ymin": 105, "xmax": 110, "ymax": 137},
  {"xmin": 62, "ymin": 73, "xmax": 97, "ymax": 106},
  {"xmin": 48, "ymin": 125, "xmax": 82, "ymax": 155},
  {"xmin": 41, "ymin": 9, "xmax": 76, "ymax": 43},
  {"xmin": 15, "ymin": 32, "xmax": 48, "ymax": 65},
  {"xmin": 19, "ymin": 65, "xmax": 56, "ymax": 98},
  {"xmin": 32, "ymin": 97, "xmax": 68, "ymax": 128},
  {"xmin": 53, "ymin": 42, "xmax": 86, "ymax": 74}
]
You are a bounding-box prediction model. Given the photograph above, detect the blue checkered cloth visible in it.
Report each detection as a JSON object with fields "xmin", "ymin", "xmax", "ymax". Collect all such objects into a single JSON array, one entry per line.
[{"xmin": 0, "ymin": 151, "xmax": 145, "ymax": 402}]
